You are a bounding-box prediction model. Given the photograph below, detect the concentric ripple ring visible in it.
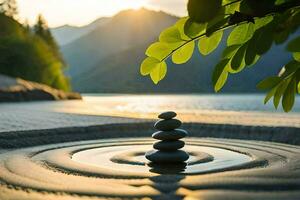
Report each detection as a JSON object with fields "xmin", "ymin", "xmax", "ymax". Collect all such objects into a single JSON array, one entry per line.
[{"xmin": 1, "ymin": 137, "xmax": 300, "ymax": 199}]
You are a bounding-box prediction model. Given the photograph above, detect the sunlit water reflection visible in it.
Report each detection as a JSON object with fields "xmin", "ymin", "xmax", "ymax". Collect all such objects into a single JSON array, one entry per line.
[
  {"xmin": 11, "ymin": 94, "xmax": 299, "ymax": 114},
  {"xmin": 0, "ymin": 94, "xmax": 299, "ymax": 127}
]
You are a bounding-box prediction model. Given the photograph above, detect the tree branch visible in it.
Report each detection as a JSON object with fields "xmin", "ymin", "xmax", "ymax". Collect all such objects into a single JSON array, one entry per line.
[{"xmin": 160, "ymin": 2, "xmax": 300, "ymax": 62}]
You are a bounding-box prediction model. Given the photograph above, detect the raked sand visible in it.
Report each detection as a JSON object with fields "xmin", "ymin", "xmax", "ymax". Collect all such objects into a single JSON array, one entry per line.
[{"xmin": 0, "ymin": 102, "xmax": 300, "ymax": 199}]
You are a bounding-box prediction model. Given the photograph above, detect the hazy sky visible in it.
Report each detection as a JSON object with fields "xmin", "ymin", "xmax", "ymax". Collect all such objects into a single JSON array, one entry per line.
[{"xmin": 17, "ymin": 0, "xmax": 187, "ymax": 28}]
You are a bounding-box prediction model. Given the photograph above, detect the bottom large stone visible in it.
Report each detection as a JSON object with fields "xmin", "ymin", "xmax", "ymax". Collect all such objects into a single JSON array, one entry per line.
[{"xmin": 145, "ymin": 150, "xmax": 189, "ymax": 163}]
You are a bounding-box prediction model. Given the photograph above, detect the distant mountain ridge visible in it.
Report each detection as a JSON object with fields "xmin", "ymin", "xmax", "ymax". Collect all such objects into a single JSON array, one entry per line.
[
  {"xmin": 51, "ymin": 17, "xmax": 110, "ymax": 46},
  {"xmin": 55, "ymin": 8, "xmax": 297, "ymax": 93},
  {"xmin": 61, "ymin": 9, "xmax": 177, "ymax": 78}
]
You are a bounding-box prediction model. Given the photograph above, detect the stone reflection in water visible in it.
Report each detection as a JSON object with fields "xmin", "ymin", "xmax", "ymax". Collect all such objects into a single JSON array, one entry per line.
[
  {"xmin": 148, "ymin": 162, "xmax": 187, "ymax": 174},
  {"xmin": 149, "ymin": 175, "xmax": 186, "ymax": 200}
]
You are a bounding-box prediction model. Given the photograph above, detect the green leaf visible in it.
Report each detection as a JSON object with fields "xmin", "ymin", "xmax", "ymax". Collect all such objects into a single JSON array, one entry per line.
[
  {"xmin": 275, "ymin": 0, "xmax": 285, "ymax": 5},
  {"xmin": 198, "ymin": 31, "xmax": 223, "ymax": 55},
  {"xmin": 245, "ymin": 38, "xmax": 260, "ymax": 66},
  {"xmin": 212, "ymin": 59, "xmax": 230, "ymax": 92},
  {"xmin": 146, "ymin": 42, "xmax": 172, "ymax": 61},
  {"xmin": 184, "ymin": 18, "xmax": 206, "ymax": 38},
  {"xmin": 254, "ymin": 16, "xmax": 273, "ymax": 30},
  {"xmin": 225, "ymin": 1, "xmax": 240, "ymax": 14},
  {"xmin": 245, "ymin": 40, "xmax": 256, "ymax": 65},
  {"xmin": 230, "ymin": 44, "xmax": 247, "ymax": 72},
  {"xmin": 240, "ymin": 0, "xmax": 274, "ymax": 16},
  {"xmin": 140, "ymin": 57, "xmax": 168, "ymax": 84},
  {"xmin": 287, "ymin": 36, "xmax": 300, "ymax": 52},
  {"xmin": 175, "ymin": 17, "xmax": 190, "ymax": 40},
  {"xmin": 159, "ymin": 26, "xmax": 183, "ymax": 44},
  {"xmin": 255, "ymin": 27, "xmax": 273, "ymax": 55},
  {"xmin": 282, "ymin": 78, "xmax": 296, "ymax": 112},
  {"xmin": 222, "ymin": 45, "xmax": 240, "ymax": 59},
  {"xmin": 227, "ymin": 23, "xmax": 255, "ymax": 46},
  {"xmin": 286, "ymin": 60, "xmax": 300, "ymax": 71},
  {"xmin": 293, "ymin": 52, "xmax": 300, "ymax": 62},
  {"xmin": 206, "ymin": 16, "xmax": 229, "ymax": 36},
  {"xmin": 280, "ymin": 61, "xmax": 300, "ymax": 78},
  {"xmin": 150, "ymin": 61, "xmax": 167, "ymax": 84},
  {"xmin": 274, "ymin": 30, "xmax": 289, "ymax": 44},
  {"xmin": 264, "ymin": 87, "xmax": 277, "ymax": 104},
  {"xmin": 248, "ymin": 55, "xmax": 260, "ymax": 67},
  {"xmin": 273, "ymin": 78, "xmax": 291, "ymax": 109},
  {"xmin": 188, "ymin": 0, "xmax": 222, "ymax": 23},
  {"xmin": 298, "ymin": 81, "xmax": 300, "ymax": 94},
  {"xmin": 140, "ymin": 57, "xmax": 160, "ymax": 76},
  {"xmin": 257, "ymin": 76, "xmax": 281, "ymax": 90},
  {"xmin": 172, "ymin": 41, "xmax": 195, "ymax": 64}
]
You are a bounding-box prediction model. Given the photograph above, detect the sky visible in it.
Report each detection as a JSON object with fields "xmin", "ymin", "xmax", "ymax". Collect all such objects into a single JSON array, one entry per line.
[{"xmin": 17, "ymin": 0, "xmax": 187, "ymax": 28}]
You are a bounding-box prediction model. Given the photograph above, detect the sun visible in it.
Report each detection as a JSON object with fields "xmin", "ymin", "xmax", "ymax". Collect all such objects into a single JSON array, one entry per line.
[{"xmin": 125, "ymin": 0, "xmax": 146, "ymax": 10}]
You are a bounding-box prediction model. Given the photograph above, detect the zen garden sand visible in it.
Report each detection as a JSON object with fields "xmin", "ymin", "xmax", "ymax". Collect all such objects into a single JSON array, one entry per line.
[{"xmin": 0, "ymin": 107, "xmax": 300, "ymax": 200}]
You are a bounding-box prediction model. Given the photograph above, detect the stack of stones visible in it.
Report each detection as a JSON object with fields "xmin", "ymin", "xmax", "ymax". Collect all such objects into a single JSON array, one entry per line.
[{"xmin": 145, "ymin": 111, "xmax": 189, "ymax": 164}]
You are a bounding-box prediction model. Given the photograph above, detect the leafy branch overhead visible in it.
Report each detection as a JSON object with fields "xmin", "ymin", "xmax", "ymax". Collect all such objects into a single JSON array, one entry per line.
[{"xmin": 140, "ymin": 0, "xmax": 300, "ymax": 112}]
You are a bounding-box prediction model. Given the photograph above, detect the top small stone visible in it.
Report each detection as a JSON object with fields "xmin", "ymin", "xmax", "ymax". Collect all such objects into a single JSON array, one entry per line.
[{"xmin": 158, "ymin": 111, "xmax": 177, "ymax": 120}]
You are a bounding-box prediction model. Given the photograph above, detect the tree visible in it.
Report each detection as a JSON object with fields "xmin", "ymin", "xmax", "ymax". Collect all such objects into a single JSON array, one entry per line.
[
  {"xmin": 34, "ymin": 14, "xmax": 65, "ymax": 65},
  {"xmin": 0, "ymin": 0, "xmax": 18, "ymax": 18},
  {"xmin": 0, "ymin": 13, "xmax": 70, "ymax": 91},
  {"xmin": 23, "ymin": 19, "xmax": 30, "ymax": 32},
  {"xmin": 140, "ymin": 0, "xmax": 300, "ymax": 112},
  {"xmin": 34, "ymin": 15, "xmax": 56, "ymax": 49}
]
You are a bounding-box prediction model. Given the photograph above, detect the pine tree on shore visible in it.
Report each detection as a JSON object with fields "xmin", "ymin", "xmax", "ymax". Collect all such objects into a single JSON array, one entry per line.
[
  {"xmin": 34, "ymin": 15, "xmax": 56, "ymax": 49},
  {"xmin": 23, "ymin": 19, "xmax": 31, "ymax": 32},
  {"xmin": 34, "ymin": 14, "xmax": 66, "ymax": 65}
]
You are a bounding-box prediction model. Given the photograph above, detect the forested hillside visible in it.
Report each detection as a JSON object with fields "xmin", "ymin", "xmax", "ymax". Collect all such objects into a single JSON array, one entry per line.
[{"xmin": 0, "ymin": 12, "xmax": 70, "ymax": 91}]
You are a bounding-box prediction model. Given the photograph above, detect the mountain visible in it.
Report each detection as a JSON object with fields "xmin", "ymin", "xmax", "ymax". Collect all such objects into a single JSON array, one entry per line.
[
  {"xmin": 61, "ymin": 8, "xmax": 178, "ymax": 77},
  {"xmin": 72, "ymin": 38, "xmax": 290, "ymax": 93},
  {"xmin": 58, "ymin": 8, "xmax": 295, "ymax": 93},
  {"xmin": 51, "ymin": 17, "xmax": 110, "ymax": 46}
]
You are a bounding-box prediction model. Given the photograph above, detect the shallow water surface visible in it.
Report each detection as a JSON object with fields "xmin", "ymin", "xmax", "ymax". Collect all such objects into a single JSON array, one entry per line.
[{"xmin": 72, "ymin": 144, "xmax": 252, "ymax": 174}]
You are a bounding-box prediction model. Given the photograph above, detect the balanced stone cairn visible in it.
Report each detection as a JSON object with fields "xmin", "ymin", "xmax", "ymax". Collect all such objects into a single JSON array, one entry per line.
[{"xmin": 145, "ymin": 111, "xmax": 189, "ymax": 164}]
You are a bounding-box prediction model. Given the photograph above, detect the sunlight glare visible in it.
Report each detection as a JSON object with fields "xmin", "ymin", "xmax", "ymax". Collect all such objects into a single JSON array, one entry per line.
[
  {"xmin": 17, "ymin": 0, "xmax": 186, "ymax": 27},
  {"xmin": 123, "ymin": 0, "xmax": 146, "ymax": 10}
]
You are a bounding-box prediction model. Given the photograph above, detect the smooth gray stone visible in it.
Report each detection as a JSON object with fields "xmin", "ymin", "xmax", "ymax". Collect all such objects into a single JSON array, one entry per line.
[
  {"xmin": 152, "ymin": 129, "xmax": 188, "ymax": 140},
  {"xmin": 154, "ymin": 119, "xmax": 182, "ymax": 131},
  {"xmin": 158, "ymin": 111, "xmax": 177, "ymax": 120},
  {"xmin": 145, "ymin": 150, "xmax": 189, "ymax": 163},
  {"xmin": 154, "ymin": 140, "xmax": 185, "ymax": 151}
]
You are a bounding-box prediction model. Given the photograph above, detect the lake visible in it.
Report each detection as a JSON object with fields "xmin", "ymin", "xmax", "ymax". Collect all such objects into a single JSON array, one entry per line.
[
  {"xmin": 1, "ymin": 94, "xmax": 299, "ymax": 130},
  {"xmin": 83, "ymin": 93, "xmax": 300, "ymax": 113},
  {"xmin": 3, "ymin": 93, "xmax": 299, "ymax": 116}
]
